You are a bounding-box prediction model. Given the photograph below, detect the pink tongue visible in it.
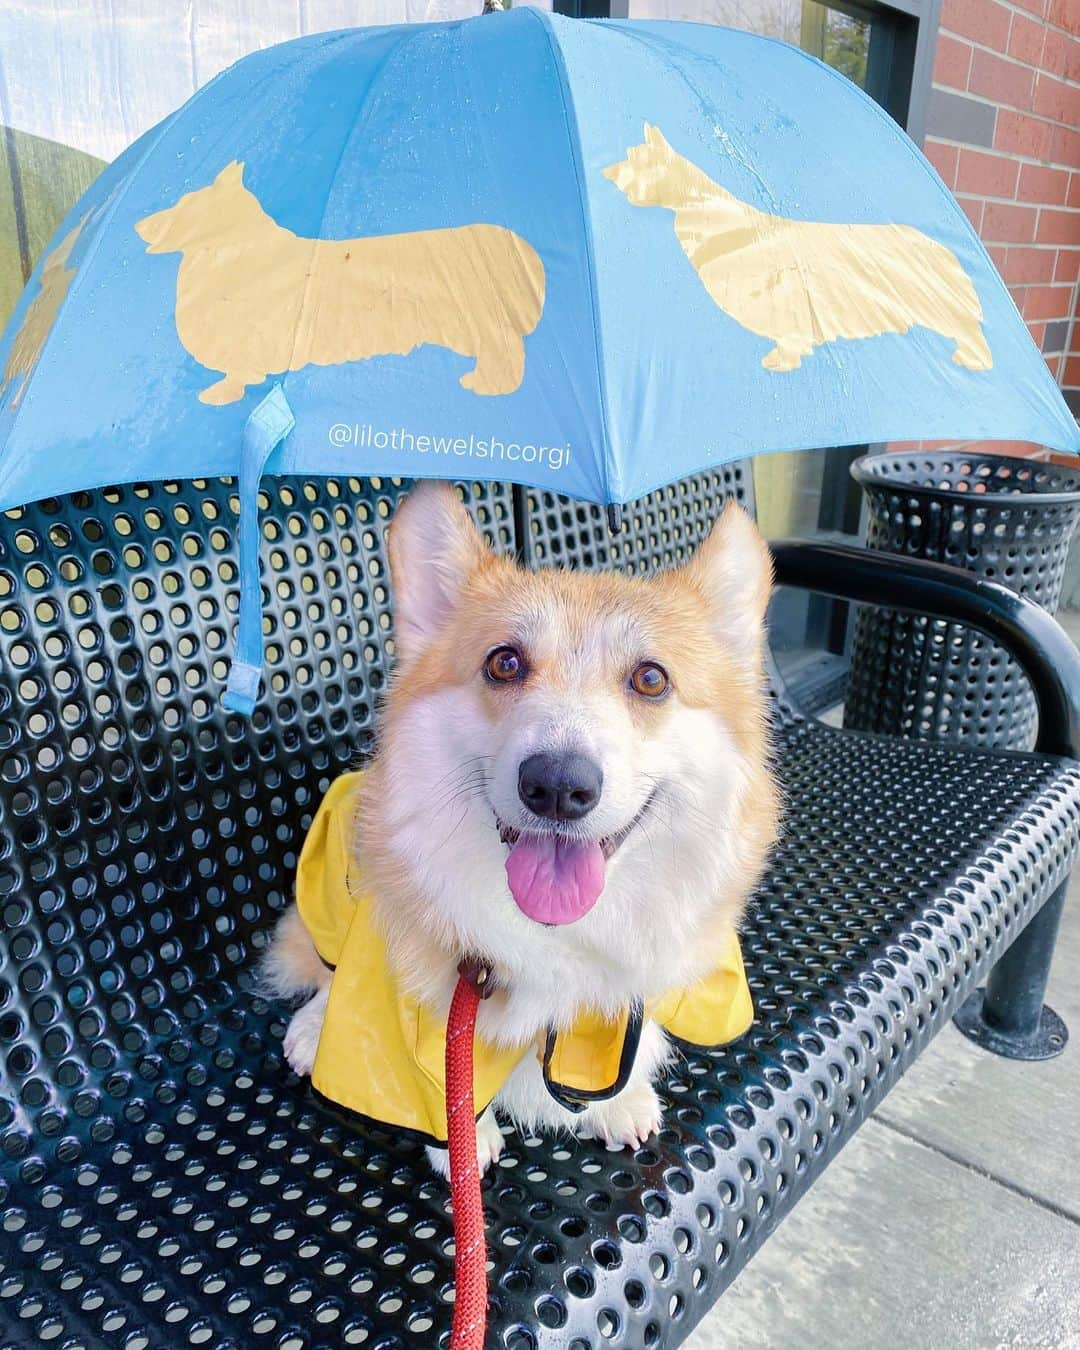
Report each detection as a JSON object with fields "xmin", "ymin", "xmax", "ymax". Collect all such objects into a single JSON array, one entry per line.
[{"xmin": 505, "ymin": 834, "xmax": 606, "ymax": 925}]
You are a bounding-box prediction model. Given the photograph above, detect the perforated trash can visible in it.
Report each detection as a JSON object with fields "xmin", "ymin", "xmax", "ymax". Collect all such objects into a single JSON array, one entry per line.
[{"xmin": 843, "ymin": 450, "xmax": 1080, "ymax": 749}]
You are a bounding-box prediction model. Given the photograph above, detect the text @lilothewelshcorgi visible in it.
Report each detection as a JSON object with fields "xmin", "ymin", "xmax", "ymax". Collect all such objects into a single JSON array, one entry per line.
[{"xmin": 327, "ymin": 422, "xmax": 572, "ymax": 473}]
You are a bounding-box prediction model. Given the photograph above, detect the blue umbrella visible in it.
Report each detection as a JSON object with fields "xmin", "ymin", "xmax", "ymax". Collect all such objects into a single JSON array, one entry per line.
[{"xmin": 1, "ymin": 9, "xmax": 1076, "ymax": 712}]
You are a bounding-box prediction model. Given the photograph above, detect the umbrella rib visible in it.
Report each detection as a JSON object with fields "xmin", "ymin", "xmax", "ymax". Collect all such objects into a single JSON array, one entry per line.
[{"xmin": 527, "ymin": 7, "xmax": 618, "ymax": 507}]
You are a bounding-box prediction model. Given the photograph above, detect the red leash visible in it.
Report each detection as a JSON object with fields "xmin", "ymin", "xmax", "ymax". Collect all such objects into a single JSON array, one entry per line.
[{"xmin": 446, "ymin": 962, "xmax": 492, "ymax": 1350}]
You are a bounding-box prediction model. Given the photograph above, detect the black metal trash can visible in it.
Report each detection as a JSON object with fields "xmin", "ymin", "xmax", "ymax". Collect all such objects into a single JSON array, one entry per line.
[{"xmin": 844, "ymin": 450, "xmax": 1080, "ymax": 749}]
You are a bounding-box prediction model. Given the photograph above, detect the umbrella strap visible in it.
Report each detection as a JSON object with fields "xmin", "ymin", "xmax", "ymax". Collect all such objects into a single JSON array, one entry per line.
[{"xmin": 222, "ymin": 385, "xmax": 296, "ymax": 715}]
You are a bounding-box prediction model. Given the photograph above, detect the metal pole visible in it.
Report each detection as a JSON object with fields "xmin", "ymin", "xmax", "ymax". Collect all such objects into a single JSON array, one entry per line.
[{"xmin": 953, "ymin": 881, "xmax": 1069, "ymax": 1060}]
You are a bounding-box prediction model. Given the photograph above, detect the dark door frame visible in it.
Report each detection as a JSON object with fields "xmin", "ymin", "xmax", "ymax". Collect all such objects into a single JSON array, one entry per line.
[{"xmin": 570, "ymin": 0, "xmax": 941, "ymax": 144}]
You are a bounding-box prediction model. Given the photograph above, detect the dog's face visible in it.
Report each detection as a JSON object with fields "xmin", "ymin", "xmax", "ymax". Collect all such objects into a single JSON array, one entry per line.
[
  {"xmin": 374, "ymin": 482, "xmax": 776, "ymax": 1014},
  {"xmin": 604, "ymin": 124, "xmax": 686, "ymax": 208},
  {"xmin": 136, "ymin": 162, "xmax": 246, "ymax": 254}
]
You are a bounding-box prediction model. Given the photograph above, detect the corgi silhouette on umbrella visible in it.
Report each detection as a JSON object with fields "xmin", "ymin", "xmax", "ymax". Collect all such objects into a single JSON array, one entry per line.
[
  {"xmin": 136, "ymin": 162, "xmax": 546, "ymax": 405},
  {"xmin": 604, "ymin": 124, "xmax": 992, "ymax": 374}
]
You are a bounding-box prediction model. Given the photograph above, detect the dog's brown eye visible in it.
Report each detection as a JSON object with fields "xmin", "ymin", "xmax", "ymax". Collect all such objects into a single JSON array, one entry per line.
[
  {"xmin": 630, "ymin": 662, "xmax": 669, "ymax": 699},
  {"xmin": 484, "ymin": 646, "xmax": 525, "ymax": 683}
]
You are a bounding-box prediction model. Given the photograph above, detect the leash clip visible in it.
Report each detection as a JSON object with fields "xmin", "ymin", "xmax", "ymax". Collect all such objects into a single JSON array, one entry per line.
[{"xmin": 457, "ymin": 957, "xmax": 496, "ymax": 999}]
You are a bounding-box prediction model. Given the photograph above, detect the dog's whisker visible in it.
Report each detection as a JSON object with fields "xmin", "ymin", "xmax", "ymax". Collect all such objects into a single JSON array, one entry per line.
[
  {"xmin": 426, "ymin": 764, "xmax": 474, "ymax": 799},
  {"xmin": 425, "ymin": 755, "xmax": 493, "ymax": 800},
  {"xmin": 429, "ymin": 788, "xmax": 486, "ymax": 815},
  {"xmin": 425, "ymin": 800, "xmax": 476, "ymax": 861},
  {"xmin": 638, "ymin": 814, "xmax": 660, "ymax": 870},
  {"xmin": 422, "ymin": 762, "xmax": 492, "ymax": 837},
  {"xmin": 435, "ymin": 787, "xmax": 487, "ymax": 819},
  {"xmin": 425, "ymin": 763, "xmax": 491, "ymax": 817}
]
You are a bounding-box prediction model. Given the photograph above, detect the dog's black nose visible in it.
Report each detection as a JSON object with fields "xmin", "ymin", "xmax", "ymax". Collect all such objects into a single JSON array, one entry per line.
[{"xmin": 518, "ymin": 752, "xmax": 603, "ymax": 822}]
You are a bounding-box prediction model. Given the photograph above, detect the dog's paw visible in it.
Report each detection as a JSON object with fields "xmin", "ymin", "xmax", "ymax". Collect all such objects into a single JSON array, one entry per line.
[
  {"xmin": 426, "ymin": 1109, "xmax": 505, "ymax": 1181},
  {"xmin": 578, "ymin": 1081, "xmax": 662, "ymax": 1152},
  {"xmin": 476, "ymin": 1108, "xmax": 506, "ymax": 1171},
  {"xmin": 199, "ymin": 375, "xmax": 248, "ymax": 406},
  {"xmin": 282, "ymin": 987, "xmax": 328, "ymax": 1077},
  {"xmin": 761, "ymin": 343, "xmax": 808, "ymax": 373},
  {"xmin": 459, "ymin": 364, "xmax": 512, "ymax": 397}
]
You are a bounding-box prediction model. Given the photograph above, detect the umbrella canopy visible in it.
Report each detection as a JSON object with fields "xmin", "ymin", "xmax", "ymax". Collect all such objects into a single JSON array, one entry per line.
[{"xmin": 1, "ymin": 9, "xmax": 1077, "ymax": 710}]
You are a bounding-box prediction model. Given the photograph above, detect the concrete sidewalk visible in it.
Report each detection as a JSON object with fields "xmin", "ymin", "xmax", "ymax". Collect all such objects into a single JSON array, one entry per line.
[
  {"xmin": 687, "ymin": 616, "xmax": 1080, "ymax": 1350},
  {"xmin": 686, "ymin": 889, "xmax": 1080, "ymax": 1350}
]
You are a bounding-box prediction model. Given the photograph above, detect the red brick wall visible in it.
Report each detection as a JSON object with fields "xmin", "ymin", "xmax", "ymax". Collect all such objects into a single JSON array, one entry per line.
[{"xmin": 922, "ymin": 0, "xmax": 1079, "ymax": 438}]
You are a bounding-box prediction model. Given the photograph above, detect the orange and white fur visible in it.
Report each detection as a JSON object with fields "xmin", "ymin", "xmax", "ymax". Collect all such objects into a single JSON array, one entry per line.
[{"xmin": 263, "ymin": 482, "xmax": 780, "ymax": 1175}]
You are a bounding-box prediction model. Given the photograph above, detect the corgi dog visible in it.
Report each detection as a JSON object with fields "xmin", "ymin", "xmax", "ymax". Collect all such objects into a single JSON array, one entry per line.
[
  {"xmin": 135, "ymin": 162, "xmax": 545, "ymax": 406},
  {"xmin": 604, "ymin": 123, "xmax": 992, "ymax": 374},
  {"xmin": 262, "ymin": 482, "xmax": 780, "ymax": 1174}
]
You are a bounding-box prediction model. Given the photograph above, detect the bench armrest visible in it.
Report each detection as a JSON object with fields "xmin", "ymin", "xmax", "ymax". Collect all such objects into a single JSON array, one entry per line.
[{"xmin": 770, "ymin": 540, "xmax": 1080, "ymax": 759}]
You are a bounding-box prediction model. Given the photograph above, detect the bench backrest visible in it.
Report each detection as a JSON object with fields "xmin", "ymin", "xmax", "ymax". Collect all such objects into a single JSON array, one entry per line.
[{"xmin": 523, "ymin": 466, "xmax": 754, "ymax": 571}]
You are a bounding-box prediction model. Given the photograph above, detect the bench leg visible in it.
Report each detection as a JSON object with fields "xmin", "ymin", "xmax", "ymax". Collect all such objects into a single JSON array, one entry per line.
[{"xmin": 953, "ymin": 879, "xmax": 1069, "ymax": 1061}]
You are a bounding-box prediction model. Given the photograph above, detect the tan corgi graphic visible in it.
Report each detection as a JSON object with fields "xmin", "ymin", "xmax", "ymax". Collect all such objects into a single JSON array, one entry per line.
[
  {"xmin": 1, "ymin": 216, "xmax": 87, "ymax": 408},
  {"xmin": 135, "ymin": 162, "xmax": 546, "ymax": 405},
  {"xmin": 604, "ymin": 124, "xmax": 992, "ymax": 373}
]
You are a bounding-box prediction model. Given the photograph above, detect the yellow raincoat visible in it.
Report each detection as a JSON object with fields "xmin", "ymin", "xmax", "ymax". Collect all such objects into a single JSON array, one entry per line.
[{"xmin": 297, "ymin": 771, "xmax": 754, "ymax": 1144}]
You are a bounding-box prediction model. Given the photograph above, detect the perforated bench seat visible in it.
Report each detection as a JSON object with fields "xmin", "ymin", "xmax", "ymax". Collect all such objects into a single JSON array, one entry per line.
[{"xmin": 0, "ymin": 473, "xmax": 1077, "ymax": 1350}]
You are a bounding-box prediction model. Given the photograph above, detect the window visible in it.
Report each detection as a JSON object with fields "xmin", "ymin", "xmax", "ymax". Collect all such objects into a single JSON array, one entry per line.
[{"xmin": 555, "ymin": 1, "xmax": 613, "ymax": 15}]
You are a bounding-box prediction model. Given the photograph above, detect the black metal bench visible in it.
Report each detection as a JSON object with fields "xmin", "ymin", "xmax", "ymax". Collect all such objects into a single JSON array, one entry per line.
[{"xmin": 1, "ymin": 466, "xmax": 1077, "ymax": 1349}]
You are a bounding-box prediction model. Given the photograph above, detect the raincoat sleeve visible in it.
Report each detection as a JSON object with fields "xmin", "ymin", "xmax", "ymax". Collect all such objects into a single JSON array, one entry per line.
[
  {"xmin": 294, "ymin": 770, "xmax": 365, "ymax": 968},
  {"xmin": 652, "ymin": 928, "xmax": 754, "ymax": 1048}
]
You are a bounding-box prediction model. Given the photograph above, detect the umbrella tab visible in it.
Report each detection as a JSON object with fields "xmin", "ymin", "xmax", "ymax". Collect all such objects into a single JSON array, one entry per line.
[{"xmin": 222, "ymin": 385, "xmax": 296, "ymax": 716}]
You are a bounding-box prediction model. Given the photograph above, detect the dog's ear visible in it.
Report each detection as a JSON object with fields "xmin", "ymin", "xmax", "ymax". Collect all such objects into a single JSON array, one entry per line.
[
  {"xmin": 388, "ymin": 482, "xmax": 492, "ymax": 660},
  {"xmin": 214, "ymin": 161, "xmax": 245, "ymax": 188},
  {"xmin": 680, "ymin": 501, "xmax": 773, "ymax": 669}
]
